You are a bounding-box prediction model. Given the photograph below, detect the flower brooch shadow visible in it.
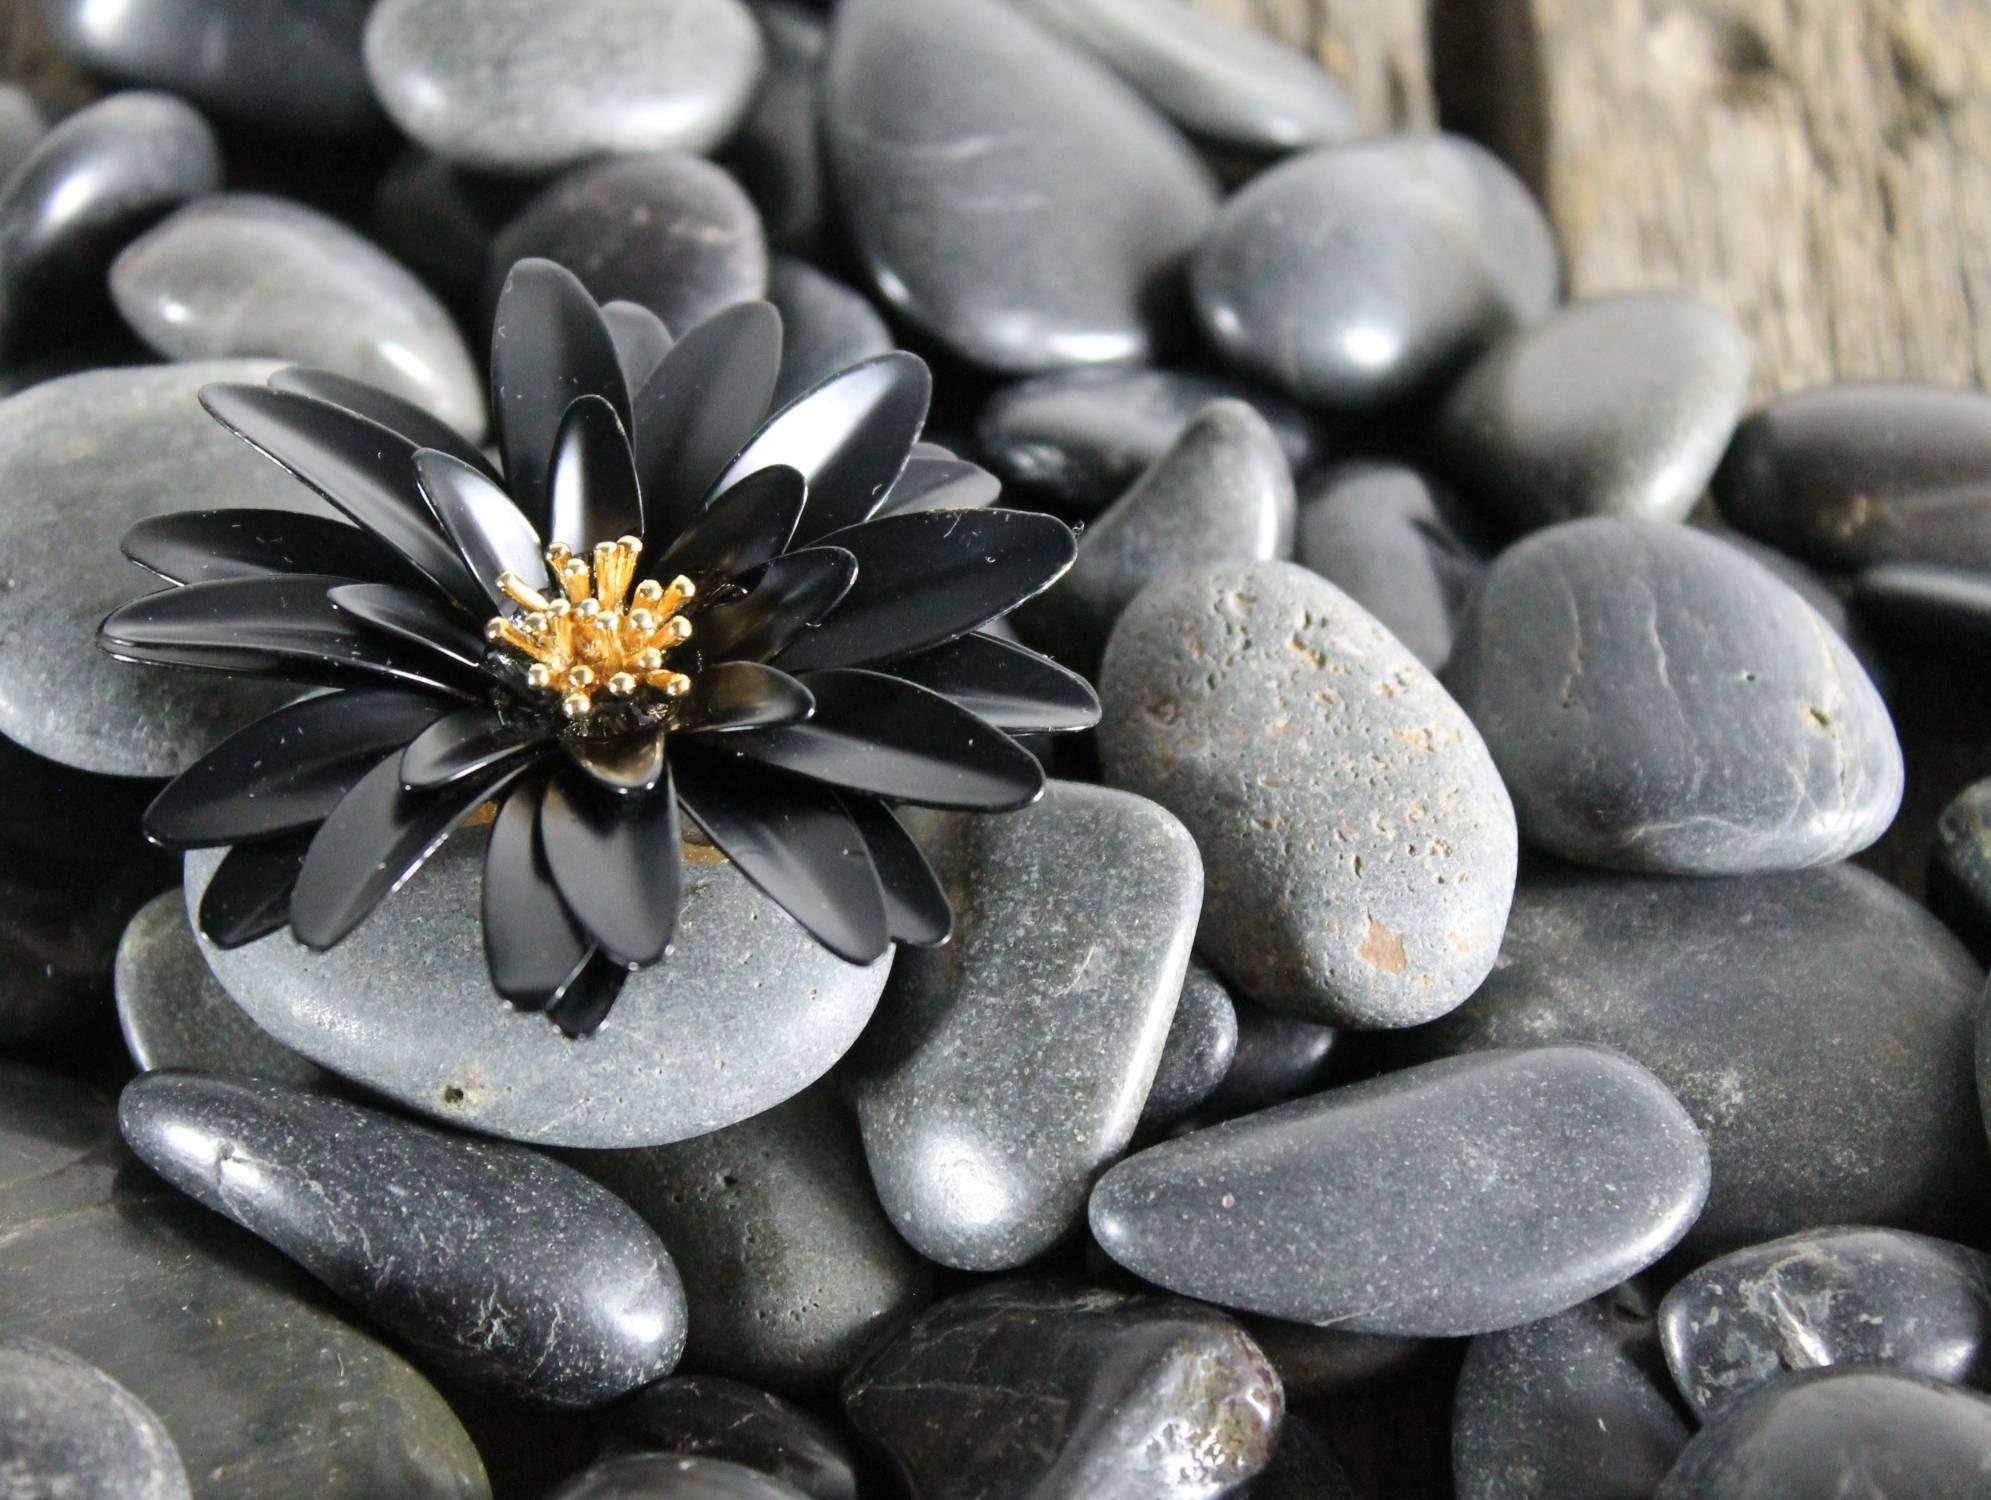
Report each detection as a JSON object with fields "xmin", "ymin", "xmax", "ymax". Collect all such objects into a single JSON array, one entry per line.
[{"xmin": 101, "ymin": 259, "xmax": 1097, "ymax": 1035}]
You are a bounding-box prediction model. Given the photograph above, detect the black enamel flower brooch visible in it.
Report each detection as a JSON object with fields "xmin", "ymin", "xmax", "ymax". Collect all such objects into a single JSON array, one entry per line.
[{"xmin": 101, "ymin": 259, "xmax": 1097, "ymax": 1035}]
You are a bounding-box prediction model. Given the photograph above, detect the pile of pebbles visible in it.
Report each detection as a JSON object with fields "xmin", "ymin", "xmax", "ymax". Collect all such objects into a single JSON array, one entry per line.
[{"xmin": 2, "ymin": 0, "xmax": 1990, "ymax": 1496}]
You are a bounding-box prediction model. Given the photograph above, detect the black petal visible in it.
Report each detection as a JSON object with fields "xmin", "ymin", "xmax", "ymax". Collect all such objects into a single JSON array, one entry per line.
[
  {"xmin": 418, "ymin": 449, "xmax": 549, "ymax": 614},
  {"xmin": 122, "ymin": 509, "xmax": 412, "ymax": 589},
  {"xmin": 147, "ymin": 688, "xmax": 449, "ymax": 849},
  {"xmin": 561, "ymin": 724, "xmax": 669, "ymax": 795},
  {"xmin": 875, "ymin": 455, "xmax": 1002, "ymax": 517},
  {"xmin": 200, "ymin": 835, "xmax": 310, "ymax": 948},
  {"xmin": 772, "ymin": 509, "xmax": 1077, "ymax": 674},
  {"xmin": 327, "ymin": 582, "xmax": 489, "ymax": 672},
  {"xmin": 548, "ymin": 394, "xmax": 644, "ymax": 553},
  {"xmin": 843, "ymin": 794, "xmax": 952, "ymax": 946},
  {"xmin": 289, "ymin": 754, "xmax": 528, "ymax": 950},
  {"xmin": 102, "ymin": 575, "xmax": 482, "ymax": 698},
  {"xmin": 730, "ymin": 668, "xmax": 1043, "ymax": 810},
  {"xmin": 657, "ymin": 464, "xmax": 805, "ymax": 583},
  {"xmin": 271, "ymin": 366, "xmax": 497, "ymax": 481},
  {"xmin": 888, "ymin": 631, "xmax": 1101, "ymax": 732},
  {"xmin": 491, "ymin": 258, "xmax": 630, "ymax": 539},
  {"xmin": 401, "ymin": 705, "xmax": 553, "ymax": 790},
  {"xmin": 714, "ymin": 351, "xmax": 930, "ymax": 546},
  {"xmin": 200, "ymin": 383, "xmax": 484, "ymax": 606},
  {"xmin": 671, "ymin": 743, "xmax": 889, "ymax": 964},
  {"xmin": 692, "ymin": 546, "xmax": 856, "ymax": 664},
  {"xmin": 483, "ymin": 775, "xmax": 595, "ymax": 1010},
  {"xmin": 678, "ymin": 661, "xmax": 815, "ymax": 733},
  {"xmin": 602, "ymin": 300, "xmax": 674, "ymax": 395},
  {"xmin": 541, "ymin": 766, "xmax": 681, "ymax": 966},
  {"xmin": 544, "ymin": 953, "xmax": 629, "ymax": 1038},
  {"xmin": 633, "ymin": 300, "xmax": 782, "ymax": 550}
]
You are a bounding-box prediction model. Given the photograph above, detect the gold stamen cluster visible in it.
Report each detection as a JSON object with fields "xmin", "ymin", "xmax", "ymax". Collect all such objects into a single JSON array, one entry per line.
[{"xmin": 483, "ymin": 536, "xmax": 697, "ymax": 720}]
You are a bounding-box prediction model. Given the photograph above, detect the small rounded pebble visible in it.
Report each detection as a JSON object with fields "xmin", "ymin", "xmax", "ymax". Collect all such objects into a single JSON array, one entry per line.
[
  {"xmin": 1659, "ymin": 1226, "xmax": 1991, "ymax": 1421},
  {"xmin": 574, "ymin": 1084, "xmax": 931, "ymax": 1394},
  {"xmin": 1715, "ymin": 382, "xmax": 1991, "ymax": 572},
  {"xmin": 1436, "ymin": 291, "xmax": 1752, "ymax": 531},
  {"xmin": 1100, "ymin": 559, "xmax": 1518, "ymax": 1028},
  {"xmin": 1447, "ymin": 518, "xmax": 1902, "ymax": 874},
  {"xmin": 852, "ymin": 782, "xmax": 1202, "ymax": 1270},
  {"xmin": 1136, "ymin": 958, "xmax": 1240, "ymax": 1132},
  {"xmin": 1013, "ymin": 399, "xmax": 1295, "ymax": 676},
  {"xmin": 825, "ymin": 0, "xmax": 1217, "ymax": 372},
  {"xmin": 0, "ymin": 91, "xmax": 220, "ymax": 361},
  {"xmin": 978, "ymin": 365, "xmax": 1323, "ymax": 509},
  {"xmin": 1192, "ymin": 134, "xmax": 1557, "ymax": 406},
  {"xmin": 1453, "ymin": 1283, "xmax": 1689, "ymax": 1500},
  {"xmin": 1017, "ymin": 0, "xmax": 1357, "ymax": 152},
  {"xmin": 491, "ymin": 154, "xmax": 770, "ymax": 336},
  {"xmin": 1297, "ymin": 461, "xmax": 1486, "ymax": 670},
  {"xmin": 112, "ymin": 193, "xmax": 486, "ymax": 440},
  {"xmin": 364, "ymin": 0, "xmax": 766, "ymax": 175}
]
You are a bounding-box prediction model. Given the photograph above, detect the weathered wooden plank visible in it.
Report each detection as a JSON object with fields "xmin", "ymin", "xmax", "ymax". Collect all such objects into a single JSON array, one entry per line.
[
  {"xmin": 1192, "ymin": 0, "xmax": 1436, "ymax": 131},
  {"xmin": 1440, "ymin": 0, "xmax": 1991, "ymax": 399},
  {"xmin": 0, "ymin": 0, "xmax": 94, "ymax": 115}
]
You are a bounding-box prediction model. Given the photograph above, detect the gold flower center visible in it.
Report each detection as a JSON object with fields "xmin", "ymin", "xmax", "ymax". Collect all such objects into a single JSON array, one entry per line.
[{"xmin": 482, "ymin": 536, "xmax": 696, "ymax": 721}]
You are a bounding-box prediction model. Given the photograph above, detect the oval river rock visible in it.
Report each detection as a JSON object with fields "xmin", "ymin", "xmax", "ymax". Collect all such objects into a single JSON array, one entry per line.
[
  {"xmin": 186, "ymin": 830, "xmax": 892, "ymax": 1149},
  {"xmin": 1100, "ymin": 559, "xmax": 1517, "ymax": 1029}
]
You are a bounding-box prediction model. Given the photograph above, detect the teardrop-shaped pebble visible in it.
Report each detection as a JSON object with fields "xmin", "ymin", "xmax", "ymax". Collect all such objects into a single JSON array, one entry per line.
[
  {"xmin": 1452, "ymin": 1283, "xmax": 1690, "ymax": 1500},
  {"xmin": 1715, "ymin": 382, "xmax": 1991, "ymax": 572},
  {"xmin": 1661, "ymin": 1227, "xmax": 1991, "ymax": 1421},
  {"xmin": 573, "ymin": 1084, "xmax": 930, "ymax": 1393},
  {"xmin": 1436, "ymin": 292, "xmax": 1752, "ymax": 530},
  {"xmin": 1654, "ymin": 1370, "xmax": 1991, "ymax": 1500},
  {"xmin": 1404, "ymin": 862, "xmax": 1991, "ymax": 1260},
  {"xmin": 825, "ymin": 0, "xmax": 1217, "ymax": 372},
  {"xmin": 490, "ymin": 154, "xmax": 769, "ymax": 335},
  {"xmin": 1192, "ymin": 134, "xmax": 1557, "ymax": 406},
  {"xmin": 1090, "ymin": 1045, "xmax": 1709, "ymax": 1335},
  {"xmin": 112, "ymin": 193, "xmax": 485, "ymax": 440},
  {"xmin": 364, "ymin": 0, "xmax": 766, "ymax": 175},
  {"xmin": 185, "ymin": 831, "xmax": 892, "ymax": 1149},
  {"xmin": 1013, "ymin": 399, "xmax": 1295, "ymax": 676},
  {"xmin": 1100, "ymin": 559, "xmax": 1517, "ymax": 1028},
  {"xmin": 978, "ymin": 365, "xmax": 1322, "ymax": 508},
  {"xmin": 0, "ymin": 91, "xmax": 220, "ymax": 360},
  {"xmin": 1446, "ymin": 519, "xmax": 1902, "ymax": 874},
  {"xmin": 843, "ymin": 1282, "xmax": 1283, "ymax": 1498},
  {"xmin": 0, "ymin": 359, "xmax": 317, "ymax": 778},
  {"xmin": 1016, "ymin": 0, "xmax": 1356, "ymax": 152},
  {"xmin": 120, "ymin": 1071, "xmax": 687, "ymax": 1406},
  {"xmin": 0, "ymin": 1337, "xmax": 191, "ymax": 1500},
  {"xmin": 851, "ymin": 781, "xmax": 1202, "ymax": 1269}
]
